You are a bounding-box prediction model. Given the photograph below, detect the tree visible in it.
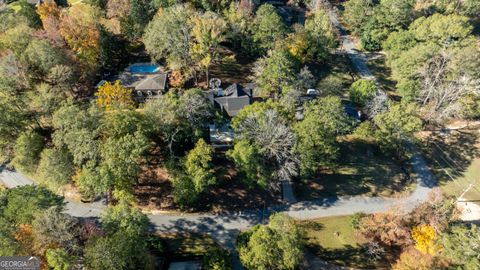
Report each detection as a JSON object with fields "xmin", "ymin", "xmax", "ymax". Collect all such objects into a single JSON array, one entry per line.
[
  {"xmin": 21, "ymin": 39, "xmax": 65, "ymax": 76},
  {"xmin": 12, "ymin": 131, "xmax": 45, "ymax": 175},
  {"xmin": 144, "ymin": 89, "xmax": 213, "ymax": 155},
  {"xmin": 438, "ymin": 224, "xmax": 480, "ymax": 269},
  {"xmin": 349, "ymin": 79, "xmax": 378, "ymax": 106},
  {"xmin": 203, "ymin": 247, "xmax": 232, "ymax": 270},
  {"xmin": 357, "ymin": 209, "xmax": 412, "ymax": 249},
  {"xmin": 95, "ymin": 81, "xmax": 134, "ymax": 110},
  {"xmin": 230, "ymin": 102, "xmax": 298, "ymax": 189},
  {"xmin": 52, "ymin": 103, "xmax": 102, "ymax": 166},
  {"xmin": 172, "ymin": 175, "xmax": 199, "ymax": 207},
  {"xmin": 343, "ymin": 0, "xmax": 374, "ymax": 34},
  {"xmin": 119, "ymin": 0, "xmax": 153, "ymax": 41},
  {"xmin": 1, "ymin": 186, "xmax": 63, "ymax": 225},
  {"xmin": 190, "ymin": 12, "xmax": 227, "ymax": 84},
  {"xmin": 185, "ymin": 139, "xmax": 215, "ymax": 193},
  {"xmin": 371, "ymin": 102, "xmax": 422, "ymax": 153},
  {"xmin": 85, "ymin": 202, "xmax": 151, "ymax": 270},
  {"xmin": 227, "ymin": 140, "xmax": 270, "ymax": 187},
  {"xmin": 59, "ymin": 3, "xmax": 102, "ymax": 67},
  {"xmin": 252, "ymin": 4, "xmax": 287, "ymax": 53},
  {"xmin": 36, "ymin": 147, "xmax": 75, "ymax": 192},
  {"xmin": 144, "ymin": 5, "xmax": 195, "ymax": 77},
  {"xmin": 32, "ymin": 207, "xmax": 79, "ymax": 255},
  {"xmin": 17, "ymin": 0, "xmax": 41, "ymax": 28},
  {"xmin": 36, "ymin": 0, "xmax": 63, "ymax": 45},
  {"xmin": 254, "ymin": 49, "xmax": 298, "ymax": 99},
  {"xmin": 46, "ymin": 248, "xmax": 75, "ymax": 270},
  {"xmin": 411, "ymin": 224, "xmax": 437, "ymax": 255},
  {"xmin": 304, "ymin": 8, "xmax": 336, "ymax": 61},
  {"xmin": 294, "ymin": 96, "xmax": 352, "ymax": 176},
  {"xmin": 238, "ymin": 213, "xmax": 303, "ymax": 270}
]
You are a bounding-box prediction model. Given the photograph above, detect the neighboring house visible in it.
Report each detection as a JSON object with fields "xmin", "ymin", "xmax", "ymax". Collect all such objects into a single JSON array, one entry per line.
[
  {"xmin": 98, "ymin": 63, "xmax": 168, "ymax": 102},
  {"xmin": 206, "ymin": 82, "xmax": 257, "ymax": 148},
  {"xmin": 206, "ymin": 83, "xmax": 257, "ymax": 117}
]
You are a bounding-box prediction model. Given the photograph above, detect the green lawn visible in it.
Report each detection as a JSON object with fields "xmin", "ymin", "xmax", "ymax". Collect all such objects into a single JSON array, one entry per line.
[
  {"xmin": 296, "ymin": 136, "xmax": 416, "ymax": 200},
  {"xmin": 160, "ymin": 233, "xmax": 218, "ymax": 258},
  {"xmin": 298, "ymin": 215, "xmax": 387, "ymax": 269},
  {"xmin": 419, "ymin": 129, "xmax": 480, "ymax": 202}
]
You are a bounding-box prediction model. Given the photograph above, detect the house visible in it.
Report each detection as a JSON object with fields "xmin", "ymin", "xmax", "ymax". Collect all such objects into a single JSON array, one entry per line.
[
  {"xmin": 206, "ymin": 83, "xmax": 256, "ymax": 117},
  {"xmin": 116, "ymin": 72, "xmax": 168, "ymax": 102},
  {"xmin": 100, "ymin": 63, "xmax": 168, "ymax": 102}
]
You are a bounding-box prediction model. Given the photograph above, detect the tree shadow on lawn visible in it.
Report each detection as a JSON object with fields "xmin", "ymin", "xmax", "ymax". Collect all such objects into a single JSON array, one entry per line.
[
  {"xmin": 296, "ymin": 139, "xmax": 411, "ymax": 200},
  {"xmin": 422, "ymin": 130, "xmax": 480, "ymax": 185},
  {"xmin": 306, "ymin": 244, "xmax": 391, "ymax": 269}
]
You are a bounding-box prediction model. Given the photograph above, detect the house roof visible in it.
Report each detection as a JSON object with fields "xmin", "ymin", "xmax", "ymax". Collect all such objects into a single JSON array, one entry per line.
[
  {"xmin": 135, "ymin": 74, "xmax": 167, "ymax": 91},
  {"xmin": 114, "ymin": 73, "xmax": 167, "ymax": 92},
  {"xmin": 216, "ymin": 95, "xmax": 250, "ymax": 117}
]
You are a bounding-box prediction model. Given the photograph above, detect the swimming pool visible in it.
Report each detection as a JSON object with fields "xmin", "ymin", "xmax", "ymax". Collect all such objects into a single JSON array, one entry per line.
[{"xmin": 127, "ymin": 64, "xmax": 160, "ymax": 73}]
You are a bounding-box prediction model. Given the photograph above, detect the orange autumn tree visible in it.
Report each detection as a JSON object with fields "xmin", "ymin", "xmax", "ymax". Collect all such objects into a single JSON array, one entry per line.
[
  {"xmin": 95, "ymin": 80, "xmax": 134, "ymax": 110},
  {"xmin": 59, "ymin": 4, "xmax": 101, "ymax": 67},
  {"xmin": 412, "ymin": 224, "xmax": 437, "ymax": 255}
]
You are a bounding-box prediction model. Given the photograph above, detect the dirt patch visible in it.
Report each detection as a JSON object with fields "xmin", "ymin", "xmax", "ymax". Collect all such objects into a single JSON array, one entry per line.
[{"xmin": 134, "ymin": 151, "xmax": 282, "ymax": 213}]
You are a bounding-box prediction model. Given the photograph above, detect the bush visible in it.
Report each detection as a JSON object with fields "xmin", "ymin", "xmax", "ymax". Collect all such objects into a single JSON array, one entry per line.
[
  {"xmin": 12, "ymin": 131, "xmax": 45, "ymax": 174},
  {"xmin": 350, "ymin": 212, "xmax": 366, "ymax": 230},
  {"xmin": 349, "ymin": 79, "xmax": 377, "ymax": 106}
]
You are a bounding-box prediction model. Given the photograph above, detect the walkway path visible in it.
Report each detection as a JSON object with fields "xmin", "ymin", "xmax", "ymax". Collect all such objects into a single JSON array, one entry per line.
[{"xmin": 0, "ymin": 4, "xmax": 438, "ymax": 269}]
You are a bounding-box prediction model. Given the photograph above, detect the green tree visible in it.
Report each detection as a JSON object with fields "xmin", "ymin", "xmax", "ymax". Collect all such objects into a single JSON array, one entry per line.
[
  {"xmin": 304, "ymin": 9, "xmax": 336, "ymax": 61},
  {"xmin": 17, "ymin": 0, "xmax": 42, "ymax": 28},
  {"xmin": 85, "ymin": 202, "xmax": 151, "ymax": 270},
  {"xmin": 36, "ymin": 147, "xmax": 75, "ymax": 191},
  {"xmin": 120, "ymin": 0, "xmax": 152, "ymax": 41},
  {"xmin": 203, "ymin": 247, "xmax": 232, "ymax": 270},
  {"xmin": 52, "ymin": 103, "xmax": 102, "ymax": 166},
  {"xmin": 143, "ymin": 4, "xmax": 195, "ymax": 77},
  {"xmin": 21, "ymin": 39, "xmax": 65, "ymax": 76},
  {"xmin": 349, "ymin": 79, "xmax": 378, "ymax": 106},
  {"xmin": 438, "ymin": 224, "xmax": 480, "ymax": 269},
  {"xmin": 12, "ymin": 131, "xmax": 45, "ymax": 175},
  {"xmin": 255, "ymin": 49, "xmax": 298, "ymax": 99},
  {"xmin": 253, "ymin": 4, "xmax": 287, "ymax": 53},
  {"xmin": 2, "ymin": 186, "xmax": 63, "ymax": 225},
  {"xmin": 294, "ymin": 96, "xmax": 352, "ymax": 176},
  {"xmin": 371, "ymin": 102, "xmax": 422, "ymax": 153},
  {"xmin": 238, "ymin": 213, "xmax": 303, "ymax": 270},
  {"xmin": 172, "ymin": 175, "xmax": 199, "ymax": 207},
  {"xmin": 46, "ymin": 248, "xmax": 75, "ymax": 270},
  {"xmin": 227, "ymin": 140, "xmax": 270, "ymax": 187},
  {"xmin": 343, "ymin": 0, "xmax": 374, "ymax": 34},
  {"xmin": 185, "ymin": 138, "xmax": 215, "ymax": 193}
]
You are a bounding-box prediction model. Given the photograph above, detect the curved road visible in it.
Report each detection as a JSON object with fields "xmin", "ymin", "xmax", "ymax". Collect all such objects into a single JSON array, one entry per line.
[{"xmin": 0, "ymin": 5, "xmax": 437, "ymax": 270}]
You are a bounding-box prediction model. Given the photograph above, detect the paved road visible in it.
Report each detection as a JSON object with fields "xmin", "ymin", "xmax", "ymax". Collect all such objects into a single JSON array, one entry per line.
[{"xmin": 0, "ymin": 5, "xmax": 438, "ymax": 269}]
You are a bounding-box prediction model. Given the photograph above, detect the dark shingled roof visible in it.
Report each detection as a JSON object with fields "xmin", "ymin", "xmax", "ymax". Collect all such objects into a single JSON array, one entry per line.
[{"xmin": 206, "ymin": 83, "xmax": 256, "ymax": 117}]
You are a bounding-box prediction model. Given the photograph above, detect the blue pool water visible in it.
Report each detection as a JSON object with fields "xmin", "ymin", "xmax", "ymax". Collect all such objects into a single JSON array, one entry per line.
[{"xmin": 128, "ymin": 64, "xmax": 159, "ymax": 73}]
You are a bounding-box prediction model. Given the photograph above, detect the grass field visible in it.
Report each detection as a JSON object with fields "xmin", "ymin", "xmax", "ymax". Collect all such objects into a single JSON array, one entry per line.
[
  {"xmin": 298, "ymin": 215, "xmax": 387, "ymax": 269},
  {"xmin": 296, "ymin": 136, "xmax": 416, "ymax": 200},
  {"xmin": 160, "ymin": 233, "xmax": 218, "ymax": 258},
  {"xmin": 419, "ymin": 129, "xmax": 480, "ymax": 202}
]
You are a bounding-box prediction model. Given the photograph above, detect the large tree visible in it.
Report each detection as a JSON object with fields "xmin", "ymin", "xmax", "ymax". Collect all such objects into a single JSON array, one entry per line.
[
  {"xmin": 238, "ymin": 213, "xmax": 303, "ymax": 270},
  {"xmin": 294, "ymin": 96, "xmax": 352, "ymax": 176},
  {"xmin": 184, "ymin": 138, "xmax": 215, "ymax": 193},
  {"xmin": 229, "ymin": 102, "xmax": 298, "ymax": 189},
  {"xmin": 143, "ymin": 4, "xmax": 196, "ymax": 77},
  {"xmin": 190, "ymin": 12, "xmax": 226, "ymax": 84},
  {"xmin": 252, "ymin": 4, "xmax": 287, "ymax": 54}
]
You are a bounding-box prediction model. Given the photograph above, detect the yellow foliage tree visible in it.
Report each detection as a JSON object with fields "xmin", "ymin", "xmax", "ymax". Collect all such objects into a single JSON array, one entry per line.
[
  {"xmin": 95, "ymin": 80, "xmax": 134, "ymax": 110},
  {"xmin": 412, "ymin": 224, "xmax": 437, "ymax": 255},
  {"xmin": 190, "ymin": 12, "xmax": 226, "ymax": 85},
  {"xmin": 59, "ymin": 4, "xmax": 101, "ymax": 67},
  {"xmin": 36, "ymin": 0, "xmax": 63, "ymax": 44},
  {"xmin": 287, "ymin": 30, "xmax": 308, "ymax": 63}
]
